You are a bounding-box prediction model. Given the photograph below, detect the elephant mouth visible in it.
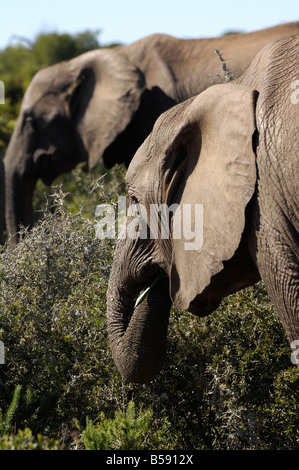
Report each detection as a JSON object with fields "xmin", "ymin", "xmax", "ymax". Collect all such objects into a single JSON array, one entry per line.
[
  {"xmin": 34, "ymin": 148, "xmax": 77, "ymax": 186},
  {"xmin": 134, "ymin": 271, "xmax": 167, "ymax": 307},
  {"xmin": 129, "ymin": 257, "xmax": 169, "ymax": 303},
  {"xmin": 34, "ymin": 149, "xmax": 57, "ymax": 185},
  {"xmin": 121, "ymin": 265, "xmax": 168, "ymax": 318}
]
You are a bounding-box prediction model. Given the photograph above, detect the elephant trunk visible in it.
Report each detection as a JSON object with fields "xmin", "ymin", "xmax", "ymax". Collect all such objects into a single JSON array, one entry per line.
[
  {"xmin": 107, "ymin": 253, "xmax": 172, "ymax": 384},
  {"xmin": 4, "ymin": 135, "xmax": 37, "ymax": 244},
  {"xmin": 5, "ymin": 168, "xmax": 36, "ymax": 244}
]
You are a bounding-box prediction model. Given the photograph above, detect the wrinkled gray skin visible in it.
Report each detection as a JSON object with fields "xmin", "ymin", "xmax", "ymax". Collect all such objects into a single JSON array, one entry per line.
[
  {"xmin": 4, "ymin": 22, "xmax": 299, "ymax": 242},
  {"xmin": 107, "ymin": 36, "xmax": 299, "ymax": 384}
]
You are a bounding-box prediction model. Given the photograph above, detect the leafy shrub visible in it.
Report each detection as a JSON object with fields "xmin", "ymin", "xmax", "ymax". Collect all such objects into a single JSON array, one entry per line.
[
  {"xmin": 0, "ymin": 385, "xmax": 21, "ymax": 436},
  {"xmin": 0, "ymin": 181, "xmax": 122, "ymax": 439},
  {"xmin": 0, "ymin": 428, "xmax": 59, "ymax": 450},
  {"xmin": 82, "ymin": 401, "xmax": 153, "ymax": 450},
  {"xmin": 0, "ymin": 167, "xmax": 298, "ymax": 449}
]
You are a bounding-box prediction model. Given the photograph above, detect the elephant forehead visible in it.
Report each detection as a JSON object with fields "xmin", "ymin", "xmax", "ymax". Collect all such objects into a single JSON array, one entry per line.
[
  {"xmin": 126, "ymin": 99, "xmax": 191, "ymax": 186},
  {"xmin": 126, "ymin": 141, "xmax": 154, "ymax": 191}
]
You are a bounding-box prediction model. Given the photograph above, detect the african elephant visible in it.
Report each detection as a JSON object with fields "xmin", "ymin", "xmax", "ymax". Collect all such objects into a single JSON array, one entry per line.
[
  {"xmin": 4, "ymin": 22, "xmax": 299, "ymax": 242},
  {"xmin": 106, "ymin": 35, "xmax": 299, "ymax": 384}
]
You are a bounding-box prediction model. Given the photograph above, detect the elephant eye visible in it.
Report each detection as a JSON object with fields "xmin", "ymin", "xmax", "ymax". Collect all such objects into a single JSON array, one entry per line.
[
  {"xmin": 131, "ymin": 195, "xmax": 139, "ymax": 205},
  {"xmin": 23, "ymin": 114, "xmax": 38, "ymax": 131},
  {"xmin": 128, "ymin": 195, "xmax": 141, "ymax": 220}
]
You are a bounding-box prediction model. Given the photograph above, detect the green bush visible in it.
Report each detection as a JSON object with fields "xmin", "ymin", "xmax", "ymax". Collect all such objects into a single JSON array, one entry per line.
[
  {"xmin": 0, "ymin": 181, "xmax": 121, "ymax": 439},
  {"xmin": 0, "ymin": 385, "xmax": 60, "ymax": 449},
  {"xmin": 0, "ymin": 168, "xmax": 298, "ymax": 449},
  {"xmin": 82, "ymin": 401, "xmax": 153, "ymax": 450},
  {"xmin": 0, "ymin": 428, "xmax": 59, "ymax": 450},
  {"xmin": 0, "ymin": 385, "xmax": 21, "ymax": 436}
]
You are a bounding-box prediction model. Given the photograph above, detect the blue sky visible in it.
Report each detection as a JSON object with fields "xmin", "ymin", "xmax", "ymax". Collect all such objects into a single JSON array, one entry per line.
[{"xmin": 0, "ymin": 0, "xmax": 298, "ymax": 49}]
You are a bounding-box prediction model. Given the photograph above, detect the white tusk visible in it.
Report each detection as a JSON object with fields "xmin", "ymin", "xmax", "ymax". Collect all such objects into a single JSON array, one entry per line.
[{"xmin": 134, "ymin": 272, "xmax": 165, "ymax": 308}]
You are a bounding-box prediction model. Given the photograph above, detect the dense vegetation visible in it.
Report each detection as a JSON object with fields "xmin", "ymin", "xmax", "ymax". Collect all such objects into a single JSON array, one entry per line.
[{"xmin": 0, "ymin": 31, "xmax": 298, "ymax": 450}]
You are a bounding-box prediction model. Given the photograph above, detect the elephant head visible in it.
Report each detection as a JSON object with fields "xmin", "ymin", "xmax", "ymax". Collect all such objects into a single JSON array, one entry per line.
[
  {"xmin": 107, "ymin": 84, "xmax": 261, "ymax": 383},
  {"xmin": 107, "ymin": 36, "xmax": 299, "ymax": 383},
  {"xmin": 4, "ymin": 48, "xmax": 146, "ymax": 241}
]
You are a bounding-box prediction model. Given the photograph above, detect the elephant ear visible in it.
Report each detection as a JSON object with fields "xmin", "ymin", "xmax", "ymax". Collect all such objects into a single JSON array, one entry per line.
[
  {"xmin": 167, "ymin": 84, "xmax": 257, "ymax": 311},
  {"xmin": 65, "ymin": 49, "xmax": 146, "ymax": 169}
]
